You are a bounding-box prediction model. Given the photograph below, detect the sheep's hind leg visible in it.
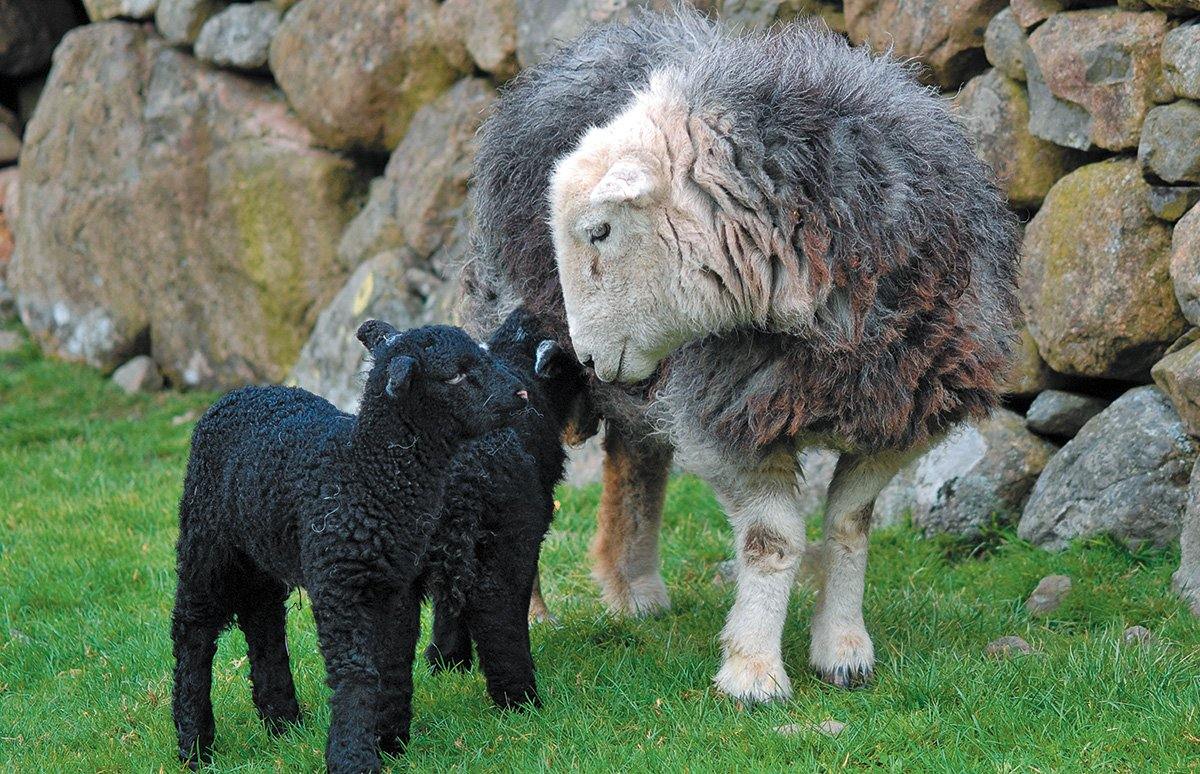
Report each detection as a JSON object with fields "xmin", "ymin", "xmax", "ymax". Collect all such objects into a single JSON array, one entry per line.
[
  {"xmin": 235, "ymin": 572, "xmax": 301, "ymax": 734},
  {"xmin": 426, "ymin": 602, "xmax": 472, "ymax": 672},
  {"xmin": 591, "ymin": 423, "xmax": 673, "ymax": 617},
  {"xmin": 172, "ymin": 558, "xmax": 235, "ymax": 768},
  {"xmin": 808, "ymin": 450, "xmax": 912, "ymax": 688},
  {"xmin": 709, "ymin": 455, "xmax": 806, "ymax": 703}
]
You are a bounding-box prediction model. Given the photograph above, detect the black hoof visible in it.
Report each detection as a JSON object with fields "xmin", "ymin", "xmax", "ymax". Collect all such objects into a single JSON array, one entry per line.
[
  {"xmin": 818, "ymin": 664, "xmax": 873, "ymax": 690},
  {"xmin": 425, "ymin": 643, "xmax": 471, "ymax": 673}
]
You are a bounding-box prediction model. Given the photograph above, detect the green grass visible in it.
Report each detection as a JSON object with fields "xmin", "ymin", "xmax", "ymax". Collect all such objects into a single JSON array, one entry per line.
[{"xmin": 3, "ymin": 329, "xmax": 1199, "ymax": 772}]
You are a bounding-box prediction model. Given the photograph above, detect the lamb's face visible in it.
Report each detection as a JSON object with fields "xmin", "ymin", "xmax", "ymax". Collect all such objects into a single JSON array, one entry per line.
[{"xmin": 549, "ymin": 105, "xmax": 694, "ymax": 384}]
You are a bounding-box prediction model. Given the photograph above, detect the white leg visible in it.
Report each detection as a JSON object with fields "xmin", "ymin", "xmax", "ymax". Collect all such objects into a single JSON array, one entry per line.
[
  {"xmin": 808, "ymin": 450, "xmax": 910, "ymax": 688},
  {"xmin": 710, "ymin": 457, "xmax": 805, "ymax": 703}
]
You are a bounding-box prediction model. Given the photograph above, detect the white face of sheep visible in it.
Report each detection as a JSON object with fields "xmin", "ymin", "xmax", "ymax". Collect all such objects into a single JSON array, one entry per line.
[{"xmin": 549, "ymin": 98, "xmax": 701, "ymax": 384}]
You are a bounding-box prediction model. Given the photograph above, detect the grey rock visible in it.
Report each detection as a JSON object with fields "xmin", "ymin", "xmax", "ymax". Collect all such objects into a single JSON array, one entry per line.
[
  {"xmin": 1122, "ymin": 625, "xmax": 1155, "ymax": 644},
  {"xmin": 985, "ymin": 635, "xmax": 1032, "ymax": 657},
  {"xmin": 1018, "ymin": 386, "xmax": 1198, "ymax": 551},
  {"xmin": 111, "ymin": 355, "xmax": 163, "ymax": 393},
  {"xmin": 1024, "ymin": 574, "xmax": 1071, "ymax": 616},
  {"xmin": 157, "ymin": 0, "xmax": 227, "ymax": 45},
  {"xmin": 1024, "ymin": 45, "xmax": 1092, "ymax": 150},
  {"xmin": 798, "ymin": 448, "xmax": 839, "ymax": 518},
  {"xmin": 0, "ymin": 329, "xmax": 21, "ymax": 353},
  {"xmin": 1025, "ymin": 390, "xmax": 1109, "ymax": 438},
  {"xmin": 0, "ymin": 0, "xmax": 78, "ymax": 77},
  {"xmin": 874, "ymin": 409, "xmax": 1057, "ymax": 537},
  {"xmin": 1152, "ymin": 332, "xmax": 1200, "ymax": 437},
  {"xmin": 1174, "ymin": 458, "xmax": 1200, "ymax": 616},
  {"xmin": 1009, "ymin": 0, "xmax": 1061, "ymax": 29},
  {"xmin": 83, "ymin": 0, "xmax": 158, "ymax": 20},
  {"xmin": 1139, "ymin": 101, "xmax": 1200, "ymax": 185},
  {"xmin": 1163, "ymin": 24, "xmax": 1200, "ymax": 101},
  {"xmin": 1149, "ymin": 184, "xmax": 1200, "ymax": 222},
  {"xmin": 194, "ymin": 2, "xmax": 280, "ymax": 71},
  {"xmin": 563, "ymin": 433, "xmax": 605, "ymax": 488},
  {"xmin": 775, "ymin": 719, "xmax": 846, "ymax": 737},
  {"xmin": 984, "ymin": 7, "xmax": 1028, "ymax": 81},
  {"xmin": 1004, "ymin": 327, "xmax": 1068, "ymax": 398},
  {"xmin": 713, "ymin": 558, "xmax": 737, "ymax": 587},
  {"xmin": 1172, "ymin": 204, "xmax": 1200, "ymax": 327},
  {"xmin": 515, "ymin": 0, "xmax": 686, "ymax": 70},
  {"xmin": 290, "ymin": 251, "xmax": 420, "ymax": 413},
  {"xmin": 1145, "ymin": 0, "xmax": 1200, "ymax": 13},
  {"xmin": 436, "ymin": 0, "xmax": 519, "ymax": 78}
]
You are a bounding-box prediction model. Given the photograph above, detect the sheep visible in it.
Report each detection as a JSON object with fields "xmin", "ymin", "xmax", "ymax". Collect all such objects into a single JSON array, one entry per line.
[
  {"xmin": 171, "ymin": 321, "xmax": 530, "ymax": 773},
  {"xmin": 419, "ymin": 307, "xmax": 592, "ymax": 706},
  {"xmin": 463, "ymin": 9, "xmax": 1021, "ymax": 702}
]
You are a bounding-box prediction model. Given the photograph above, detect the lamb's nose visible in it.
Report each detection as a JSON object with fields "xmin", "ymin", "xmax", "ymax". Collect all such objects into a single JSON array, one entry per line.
[
  {"xmin": 580, "ymin": 355, "xmax": 595, "ymax": 369},
  {"xmin": 516, "ymin": 389, "xmax": 529, "ymax": 401}
]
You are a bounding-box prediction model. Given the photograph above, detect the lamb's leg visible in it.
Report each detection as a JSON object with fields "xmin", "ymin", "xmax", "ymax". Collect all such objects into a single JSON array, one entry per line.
[
  {"xmin": 171, "ymin": 561, "xmax": 234, "ymax": 768},
  {"xmin": 312, "ymin": 588, "xmax": 383, "ymax": 774},
  {"xmin": 709, "ymin": 455, "xmax": 806, "ymax": 703},
  {"xmin": 466, "ymin": 536, "xmax": 542, "ymax": 709},
  {"xmin": 808, "ymin": 451, "xmax": 909, "ymax": 688},
  {"xmin": 425, "ymin": 602, "xmax": 472, "ymax": 672},
  {"xmin": 236, "ymin": 575, "xmax": 301, "ymax": 734},
  {"xmin": 375, "ymin": 588, "xmax": 421, "ymax": 756},
  {"xmin": 591, "ymin": 423, "xmax": 673, "ymax": 617}
]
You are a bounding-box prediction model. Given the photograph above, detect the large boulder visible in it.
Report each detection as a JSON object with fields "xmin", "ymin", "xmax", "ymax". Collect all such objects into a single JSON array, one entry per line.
[
  {"xmin": 1020, "ymin": 159, "xmax": 1186, "ymax": 380},
  {"xmin": 1163, "ymin": 23, "xmax": 1200, "ymax": 100},
  {"xmin": 194, "ymin": 1, "xmax": 281, "ymax": 72},
  {"xmin": 1026, "ymin": 9, "xmax": 1171, "ymax": 151},
  {"xmin": 1175, "ymin": 458, "xmax": 1200, "ymax": 616},
  {"xmin": 436, "ymin": 0, "xmax": 518, "ymax": 79},
  {"xmin": 9, "ymin": 23, "xmax": 365, "ymax": 386},
  {"xmin": 956, "ymin": 69, "xmax": 1081, "ymax": 208},
  {"xmin": 874, "ymin": 409, "xmax": 1057, "ymax": 537},
  {"xmin": 844, "ymin": 0, "xmax": 1004, "ymax": 89},
  {"xmin": 269, "ymin": 0, "xmax": 462, "ymax": 151},
  {"xmin": 1139, "ymin": 101, "xmax": 1200, "ymax": 185},
  {"xmin": 1018, "ymin": 386, "xmax": 1197, "ymax": 550},
  {"xmin": 1173, "ymin": 204, "xmax": 1200, "ymax": 326},
  {"xmin": 1152, "ymin": 332, "xmax": 1200, "ymax": 436},
  {"xmin": 984, "ymin": 7, "xmax": 1029, "ymax": 81},
  {"xmin": 0, "ymin": 0, "xmax": 79, "ymax": 77}
]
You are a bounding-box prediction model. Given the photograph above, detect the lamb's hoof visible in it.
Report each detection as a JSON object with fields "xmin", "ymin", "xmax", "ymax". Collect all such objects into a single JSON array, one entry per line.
[
  {"xmin": 490, "ymin": 685, "xmax": 541, "ymax": 711},
  {"xmin": 378, "ymin": 730, "xmax": 409, "ymax": 757},
  {"xmin": 425, "ymin": 643, "xmax": 471, "ymax": 673},
  {"xmin": 810, "ymin": 626, "xmax": 875, "ymax": 690},
  {"xmin": 597, "ymin": 571, "xmax": 671, "ymax": 618},
  {"xmin": 178, "ymin": 745, "xmax": 212, "ymax": 770},
  {"xmin": 713, "ymin": 652, "xmax": 792, "ymax": 704},
  {"xmin": 528, "ymin": 603, "xmax": 558, "ymax": 626}
]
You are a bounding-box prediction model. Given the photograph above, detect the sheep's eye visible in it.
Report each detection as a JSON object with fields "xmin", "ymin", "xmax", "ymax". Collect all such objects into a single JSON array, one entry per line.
[
  {"xmin": 446, "ymin": 373, "xmax": 466, "ymax": 385},
  {"xmin": 589, "ymin": 223, "xmax": 610, "ymax": 244}
]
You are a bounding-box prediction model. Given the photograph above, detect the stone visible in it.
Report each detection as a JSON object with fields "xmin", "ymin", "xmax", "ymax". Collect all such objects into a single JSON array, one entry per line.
[
  {"xmin": 1145, "ymin": 0, "xmax": 1200, "ymax": 12},
  {"xmin": 194, "ymin": 2, "xmax": 280, "ymax": 72},
  {"xmin": 338, "ymin": 78, "xmax": 496, "ymax": 269},
  {"xmin": 1023, "ymin": 43, "xmax": 1092, "ymax": 150},
  {"xmin": 984, "ymin": 8, "xmax": 1028, "ymax": 81},
  {"xmin": 0, "ymin": 167, "xmax": 16, "ymax": 319},
  {"xmin": 1139, "ymin": 101, "xmax": 1200, "ymax": 185},
  {"xmin": 269, "ymin": 0, "xmax": 462, "ymax": 151},
  {"xmin": 1025, "ymin": 390, "xmax": 1109, "ymax": 438},
  {"xmin": 437, "ymin": 0, "xmax": 518, "ymax": 78},
  {"xmin": 156, "ymin": 0, "xmax": 226, "ymax": 45},
  {"xmin": 1018, "ymin": 386, "xmax": 1197, "ymax": 551},
  {"xmin": 1149, "ymin": 184, "xmax": 1200, "ymax": 222},
  {"xmin": 83, "ymin": 0, "xmax": 158, "ymax": 21},
  {"xmin": 1009, "ymin": 0, "xmax": 1061, "ymax": 29},
  {"xmin": 956, "ymin": 69, "xmax": 1081, "ymax": 208},
  {"xmin": 564, "ymin": 434, "xmax": 604, "ymax": 487},
  {"xmin": 1024, "ymin": 574, "xmax": 1071, "ymax": 616},
  {"xmin": 1026, "ymin": 9, "xmax": 1171, "ymax": 151},
  {"xmin": 1152, "ymin": 334, "xmax": 1200, "ymax": 436},
  {"xmin": 0, "ymin": 106, "xmax": 18, "ymax": 165},
  {"xmin": 874, "ymin": 409, "xmax": 1057, "ymax": 537},
  {"xmin": 775, "ymin": 719, "xmax": 846, "ymax": 737},
  {"xmin": 515, "ymin": 0, "xmax": 702, "ymax": 70},
  {"xmin": 845, "ymin": 0, "xmax": 1005, "ymax": 88},
  {"xmin": 713, "ymin": 559, "xmax": 737, "ymax": 587},
  {"xmin": 10, "ymin": 23, "xmax": 365, "ymax": 386},
  {"xmin": 985, "ymin": 635, "xmax": 1032, "ymax": 657},
  {"xmin": 1163, "ymin": 24, "xmax": 1200, "ymax": 100},
  {"xmin": 0, "ymin": 0, "xmax": 78, "ymax": 77},
  {"xmin": 0, "ymin": 329, "xmax": 21, "ymax": 353},
  {"xmin": 1122, "ymin": 625, "xmax": 1155, "ymax": 644},
  {"xmin": 290, "ymin": 252, "xmax": 420, "ymax": 412},
  {"xmin": 798, "ymin": 448, "xmax": 839, "ymax": 519},
  {"xmin": 1003, "ymin": 327, "xmax": 1066, "ymax": 397},
  {"xmin": 1020, "ymin": 159, "xmax": 1186, "ymax": 380},
  {"xmin": 1175, "ymin": 458, "xmax": 1200, "ymax": 616},
  {"xmin": 111, "ymin": 355, "xmax": 163, "ymax": 394},
  {"xmin": 720, "ymin": 0, "xmax": 844, "ymax": 31},
  {"xmin": 1171, "ymin": 204, "xmax": 1200, "ymax": 326}
]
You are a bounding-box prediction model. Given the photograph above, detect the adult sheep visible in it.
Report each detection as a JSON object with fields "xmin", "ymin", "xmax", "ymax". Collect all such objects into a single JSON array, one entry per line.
[{"xmin": 463, "ymin": 10, "xmax": 1021, "ymax": 702}]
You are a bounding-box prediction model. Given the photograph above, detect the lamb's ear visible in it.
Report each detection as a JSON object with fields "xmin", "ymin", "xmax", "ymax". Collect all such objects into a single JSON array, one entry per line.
[
  {"xmin": 534, "ymin": 340, "xmax": 566, "ymax": 378},
  {"xmin": 357, "ymin": 319, "xmax": 398, "ymax": 352},
  {"xmin": 589, "ymin": 160, "xmax": 654, "ymax": 206},
  {"xmin": 385, "ymin": 355, "xmax": 418, "ymax": 398}
]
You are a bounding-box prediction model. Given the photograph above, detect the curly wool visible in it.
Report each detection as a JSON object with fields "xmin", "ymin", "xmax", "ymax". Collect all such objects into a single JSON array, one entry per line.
[{"xmin": 465, "ymin": 9, "xmax": 1021, "ymax": 456}]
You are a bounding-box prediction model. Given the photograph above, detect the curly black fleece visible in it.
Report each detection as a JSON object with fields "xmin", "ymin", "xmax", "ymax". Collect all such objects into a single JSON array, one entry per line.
[
  {"xmin": 170, "ymin": 322, "xmax": 528, "ymax": 774},
  {"xmin": 419, "ymin": 308, "xmax": 589, "ymax": 695}
]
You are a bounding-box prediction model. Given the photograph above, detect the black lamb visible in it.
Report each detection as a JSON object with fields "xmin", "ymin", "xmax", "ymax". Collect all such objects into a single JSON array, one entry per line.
[
  {"xmin": 420, "ymin": 307, "xmax": 592, "ymax": 706},
  {"xmin": 171, "ymin": 321, "xmax": 529, "ymax": 774}
]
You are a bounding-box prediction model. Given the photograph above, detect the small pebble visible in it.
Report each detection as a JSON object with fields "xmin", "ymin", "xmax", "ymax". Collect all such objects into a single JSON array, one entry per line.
[
  {"xmin": 111, "ymin": 355, "xmax": 163, "ymax": 395},
  {"xmin": 171, "ymin": 410, "xmax": 198, "ymax": 427},
  {"xmin": 1122, "ymin": 625, "xmax": 1154, "ymax": 645},
  {"xmin": 985, "ymin": 635, "xmax": 1032, "ymax": 657},
  {"xmin": 712, "ymin": 559, "xmax": 737, "ymax": 586},
  {"xmin": 0, "ymin": 329, "xmax": 22, "ymax": 353},
  {"xmin": 775, "ymin": 718, "xmax": 845, "ymax": 737},
  {"xmin": 1025, "ymin": 574, "xmax": 1072, "ymax": 616}
]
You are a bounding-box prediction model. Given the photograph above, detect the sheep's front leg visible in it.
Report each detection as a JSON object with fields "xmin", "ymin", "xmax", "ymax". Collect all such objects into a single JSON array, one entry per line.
[
  {"xmin": 591, "ymin": 423, "xmax": 673, "ymax": 617},
  {"xmin": 709, "ymin": 457, "xmax": 806, "ymax": 703},
  {"xmin": 375, "ymin": 587, "xmax": 421, "ymax": 756},
  {"xmin": 809, "ymin": 451, "xmax": 910, "ymax": 688},
  {"xmin": 311, "ymin": 587, "xmax": 383, "ymax": 774}
]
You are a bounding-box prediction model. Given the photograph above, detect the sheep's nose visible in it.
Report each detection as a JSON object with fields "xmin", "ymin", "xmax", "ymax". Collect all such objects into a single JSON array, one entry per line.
[
  {"xmin": 516, "ymin": 389, "xmax": 529, "ymax": 401},
  {"xmin": 580, "ymin": 355, "xmax": 595, "ymax": 369}
]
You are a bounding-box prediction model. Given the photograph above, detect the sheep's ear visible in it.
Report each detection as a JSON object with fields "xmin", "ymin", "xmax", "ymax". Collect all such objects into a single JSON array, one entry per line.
[
  {"xmin": 534, "ymin": 340, "xmax": 567, "ymax": 379},
  {"xmin": 385, "ymin": 355, "xmax": 418, "ymax": 398},
  {"xmin": 589, "ymin": 160, "xmax": 654, "ymax": 206},
  {"xmin": 357, "ymin": 319, "xmax": 398, "ymax": 352}
]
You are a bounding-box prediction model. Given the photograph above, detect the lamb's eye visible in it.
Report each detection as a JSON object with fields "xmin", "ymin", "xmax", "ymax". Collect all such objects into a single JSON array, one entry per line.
[
  {"xmin": 589, "ymin": 223, "xmax": 610, "ymax": 244},
  {"xmin": 446, "ymin": 373, "xmax": 466, "ymax": 385}
]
